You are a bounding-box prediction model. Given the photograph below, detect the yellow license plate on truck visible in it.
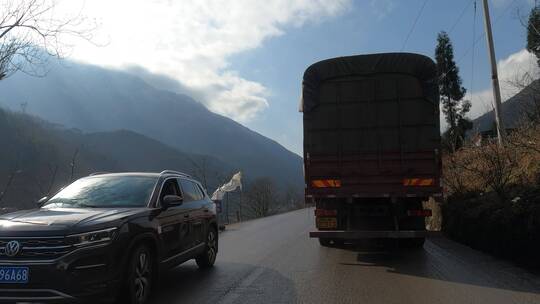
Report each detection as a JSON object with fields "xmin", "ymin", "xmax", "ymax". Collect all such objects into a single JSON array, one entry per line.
[{"xmin": 316, "ymin": 217, "xmax": 337, "ymax": 229}]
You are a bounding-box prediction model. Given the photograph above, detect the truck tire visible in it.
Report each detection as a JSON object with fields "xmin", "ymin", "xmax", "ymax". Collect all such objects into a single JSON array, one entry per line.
[
  {"xmin": 319, "ymin": 238, "xmax": 344, "ymax": 247},
  {"xmin": 319, "ymin": 238, "xmax": 332, "ymax": 247},
  {"xmin": 332, "ymin": 239, "xmax": 344, "ymax": 247}
]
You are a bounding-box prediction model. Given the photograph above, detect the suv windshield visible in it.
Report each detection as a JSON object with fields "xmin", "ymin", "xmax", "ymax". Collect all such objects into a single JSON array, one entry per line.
[{"xmin": 43, "ymin": 176, "xmax": 157, "ymax": 208}]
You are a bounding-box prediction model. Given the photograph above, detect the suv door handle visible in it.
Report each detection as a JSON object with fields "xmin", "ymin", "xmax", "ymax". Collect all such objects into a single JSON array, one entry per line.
[
  {"xmin": 203, "ymin": 209, "xmax": 209, "ymax": 213},
  {"xmin": 184, "ymin": 214, "xmax": 190, "ymax": 218}
]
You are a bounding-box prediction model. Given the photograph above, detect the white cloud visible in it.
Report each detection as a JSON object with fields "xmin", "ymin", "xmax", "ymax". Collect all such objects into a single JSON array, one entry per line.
[
  {"xmin": 370, "ymin": 0, "xmax": 396, "ymax": 19},
  {"xmin": 439, "ymin": 49, "xmax": 538, "ymax": 131},
  {"xmin": 57, "ymin": 0, "xmax": 350, "ymax": 122},
  {"xmin": 469, "ymin": 49, "xmax": 539, "ymax": 119}
]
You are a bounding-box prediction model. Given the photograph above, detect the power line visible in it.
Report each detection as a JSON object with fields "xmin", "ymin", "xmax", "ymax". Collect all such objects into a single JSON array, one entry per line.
[
  {"xmin": 401, "ymin": 0, "xmax": 429, "ymax": 51},
  {"xmin": 457, "ymin": 0, "xmax": 518, "ymax": 64},
  {"xmin": 448, "ymin": 0, "xmax": 475, "ymax": 35},
  {"xmin": 437, "ymin": 0, "xmax": 519, "ymax": 83}
]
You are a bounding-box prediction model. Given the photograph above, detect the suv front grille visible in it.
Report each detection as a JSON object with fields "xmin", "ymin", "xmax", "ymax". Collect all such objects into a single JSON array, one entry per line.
[{"xmin": 0, "ymin": 237, "xmax": 73, "ymax": 260}]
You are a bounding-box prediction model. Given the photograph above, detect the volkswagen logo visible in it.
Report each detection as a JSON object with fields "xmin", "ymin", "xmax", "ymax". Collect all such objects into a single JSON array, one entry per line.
[{"xmin": 5, "ymin": 240, "xmax": 21, "ymax": 257}]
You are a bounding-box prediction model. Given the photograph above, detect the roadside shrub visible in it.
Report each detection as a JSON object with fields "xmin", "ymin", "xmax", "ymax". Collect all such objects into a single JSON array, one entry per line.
[
  {"xmin": 442, "ymin": 123, "xmax": 540, "ymax": 268},
  {"xmin": 442, "ymin": 188, "xmax": 540, "ymax": 269}
]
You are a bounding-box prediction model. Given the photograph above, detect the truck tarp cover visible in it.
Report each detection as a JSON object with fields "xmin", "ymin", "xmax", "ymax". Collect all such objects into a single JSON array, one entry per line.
[
  {"xmin": 302, "ymin": 53, "xmax": 441, "ymax": 196},
  {"xmin": 300, "ymin": 53, "xmax": 438, "ymax": 113}
]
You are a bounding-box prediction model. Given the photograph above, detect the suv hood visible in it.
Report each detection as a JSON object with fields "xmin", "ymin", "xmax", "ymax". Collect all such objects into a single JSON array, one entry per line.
[{"xmin": 0, "ymin": 208, "xmax": 146, "ymax": 234}]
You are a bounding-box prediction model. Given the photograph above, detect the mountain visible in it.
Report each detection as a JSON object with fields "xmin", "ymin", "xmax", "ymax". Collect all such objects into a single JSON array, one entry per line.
[
  {"xmin": 0, "ymin": 59, "xmax": 303, "ymax": 189},
  {"xmin": 472, "ymin": 80, "xmax": 540, "ymax": 132},
  {"xmin": 0, "ymin": 108, "xmax": 231, "ymax": 209}
]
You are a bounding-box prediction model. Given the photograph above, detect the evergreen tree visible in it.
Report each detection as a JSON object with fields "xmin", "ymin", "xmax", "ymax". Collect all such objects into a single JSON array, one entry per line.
[
  {"xmin": 527, "ymin": 6, "xmax": 540, "ymax": 68},
  {"xmin": 435, "ymin": 31, "xmax": 471, "ymax": 151}
]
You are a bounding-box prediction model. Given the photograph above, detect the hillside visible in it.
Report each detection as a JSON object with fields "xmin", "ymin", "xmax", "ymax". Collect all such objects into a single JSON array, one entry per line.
[
  {"xmin": 0, "ymin": 108, "xmax": 231, "ymax": 209},
  {"xmin": 472, "ymin": 80, "xmax": 540, "ymax": 132},
  {"xmin": 0, "ymin": 60, "xmax": 303, "ymax": 189}
]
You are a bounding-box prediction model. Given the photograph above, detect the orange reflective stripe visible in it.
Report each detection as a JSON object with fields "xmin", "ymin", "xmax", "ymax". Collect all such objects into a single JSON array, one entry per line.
[
  {"xmin": 312, "ymin": 180, "xmax": 326, "ymax": 188},
  {"xmin": 403, "ymin": 178, "xmax": 419, "ymax": 186},
  {"xmin": 403, "ymin": 178, "xmax": 434, "ymax": 186},
  {"xmin": 418, "ymin": 179, "xmax": 434, "ymax": 186},
  {"xmin": 312, "ymin": 179, "xmax": 341, "ymax": 188}
]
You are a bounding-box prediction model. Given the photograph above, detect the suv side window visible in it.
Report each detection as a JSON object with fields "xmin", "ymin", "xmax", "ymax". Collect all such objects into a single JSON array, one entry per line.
[
  {"xmin": 196, "ymin": 184, "xmax": 207, "ymax": 198},
  {"xmin": 160, "ymin": 178, "xmax": 181, "ymax": 201},
  {"xmin": 178, "ymin": 179, "xmax": 203, "ymax": 202}
]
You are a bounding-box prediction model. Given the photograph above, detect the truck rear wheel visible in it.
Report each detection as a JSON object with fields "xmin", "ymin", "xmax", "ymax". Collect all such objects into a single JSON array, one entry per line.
[
  {"xmin": 319, "ymin": 238, "xmax": 332, "ymax": 247},
  {"xmin": 402, "ymin": 237, "xmax": 425, "ymax": 249},
  {"xmin": 319, "ymin": 238, "xmax": 344, "ymax": 247}
]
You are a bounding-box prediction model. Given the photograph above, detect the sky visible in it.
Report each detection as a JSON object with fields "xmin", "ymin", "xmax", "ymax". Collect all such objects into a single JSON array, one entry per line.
[{"xmin": 56, "ymin": 0, "xmax": 539, "ymax": 155}]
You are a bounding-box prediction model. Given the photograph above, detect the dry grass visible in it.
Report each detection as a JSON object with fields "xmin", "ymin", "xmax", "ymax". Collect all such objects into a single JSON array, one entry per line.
[
  {"xmin": 443, "ymin": 123, "xmax": 540, "ymax": 198},
  {"xmin": 441, "ymin": 123, "xmax": 540, "ymax": 268}
]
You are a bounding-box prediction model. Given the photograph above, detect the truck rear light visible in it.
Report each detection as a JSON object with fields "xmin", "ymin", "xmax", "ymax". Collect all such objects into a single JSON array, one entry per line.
[
  {"xmin": 403, "ymin": 178, "xmax": 434, "ymax": 186},
  {"xmin": 407, "ymin": 209, "xmax": 432, "ymax": 217},
  {"xmin": 314, "ymin": 209, "xmax": 337, "ymax": 217},
  {"xmin": 311, "ymin": 179, "xmax": 341, "ymax": 188}
]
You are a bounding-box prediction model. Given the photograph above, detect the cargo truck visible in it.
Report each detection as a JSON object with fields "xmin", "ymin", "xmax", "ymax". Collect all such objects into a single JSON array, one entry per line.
[{"xmin": 301, "ymin": 53, "xmax": 442, "ymax": 247}]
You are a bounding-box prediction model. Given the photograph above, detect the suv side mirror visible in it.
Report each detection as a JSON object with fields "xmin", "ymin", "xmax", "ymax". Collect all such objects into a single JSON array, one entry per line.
[
  {"xmin": 37, "ymin": 196, "xmax": 49, "ymax": 208},
  {"xmin": 161, "ymin": 195, "xmax": 183, "ymax": 209}
]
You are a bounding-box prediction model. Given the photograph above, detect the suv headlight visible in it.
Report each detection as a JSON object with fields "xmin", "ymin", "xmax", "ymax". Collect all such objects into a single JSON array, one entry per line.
[{"xmin": 68, "ymin": 228, "xmax": 118, "ymax": 247}]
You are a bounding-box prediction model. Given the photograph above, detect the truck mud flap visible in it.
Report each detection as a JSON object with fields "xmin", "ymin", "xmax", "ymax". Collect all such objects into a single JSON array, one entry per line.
[{"xmin": 309, "ymin": 230, "xmax": 442, "ymax": 239}]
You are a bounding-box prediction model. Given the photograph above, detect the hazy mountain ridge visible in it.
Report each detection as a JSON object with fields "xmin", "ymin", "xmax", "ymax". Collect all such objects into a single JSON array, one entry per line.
[
  {"xmin": 0, "ymin": 108, "xmax": 234, "ymax": 209},
  {"xmin": 0, "ymin": 59, "xmax": 303, "ymax": 189},
  {"xmin": 472, "ymin": 80, "xmax": 540, "ymax": 132}
]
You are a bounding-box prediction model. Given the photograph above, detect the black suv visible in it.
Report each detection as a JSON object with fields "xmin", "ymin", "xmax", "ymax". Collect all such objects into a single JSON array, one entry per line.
[{"xmin": 0, "ymin": 171, "xmax": 218, "ymax": 303}]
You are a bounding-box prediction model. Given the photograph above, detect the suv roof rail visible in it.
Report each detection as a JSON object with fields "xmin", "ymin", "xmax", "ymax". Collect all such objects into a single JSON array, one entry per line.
[
  {"xmin": 89, "ymin": 171, "xmax": 109, "ymax": 176},
  {"xmin": 159, "ymin": 170, "xmax": 192, "ymax": 178}
]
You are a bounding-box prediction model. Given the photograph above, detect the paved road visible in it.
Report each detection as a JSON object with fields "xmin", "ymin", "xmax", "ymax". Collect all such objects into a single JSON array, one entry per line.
[{"xmin": 151, "ymin": 208, "xmax": 540, "ymax": 304}]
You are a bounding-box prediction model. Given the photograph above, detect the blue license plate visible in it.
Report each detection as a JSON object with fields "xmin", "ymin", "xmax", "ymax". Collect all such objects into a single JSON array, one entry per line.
[{"xmin": 0, "ymin": 266, "xmax": 29, "ymax": 283}]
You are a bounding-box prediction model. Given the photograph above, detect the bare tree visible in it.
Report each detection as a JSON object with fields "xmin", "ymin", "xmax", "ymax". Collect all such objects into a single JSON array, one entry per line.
[
  {"xmin": 0, "ymin": 0, "xmax": 97, "ymax": 80},
  {"xmin": 442, "ymin": 153, "xmax": 473, "ymax": 195},
  {"xmin": 507, "ymin": 122, "xmax": 540, "ymax": 154},
  {"xmin": 445, "ymin": 141, "xmax": 522, "ymax": 199},
  {"xmin": 36, "ymin": 163, "xmax": 58, "ymax": 197},
  {"xmin": 244, "ymin": 177, "xmax": 278, "ymax": 218},
  {"xmin": 69, "ymin": 147, "xmax": 79, "ymax": 182},
  {"xmin": 283, "ymin": 184, "xmax": 304, "ymax": 211},
  {"xmin": 0, "ymin": 166, "xmax": 21, "ymax": 205},
  {"xmin": 187, "ymin": 155, "xmax": 209, "ymax": 189}
]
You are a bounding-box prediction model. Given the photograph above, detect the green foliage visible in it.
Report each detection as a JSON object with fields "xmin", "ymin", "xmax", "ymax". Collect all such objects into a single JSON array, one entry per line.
[
  {"xmin": 435, "ymin": 31, "xmax": 471, "ymax": 151},
  {"xmin": 527, "ymin": 7, "xmax": 540, "ymax": 68}
]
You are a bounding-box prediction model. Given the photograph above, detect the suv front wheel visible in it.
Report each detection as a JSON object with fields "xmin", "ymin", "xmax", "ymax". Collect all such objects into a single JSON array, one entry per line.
[
  {"xmin": 196, "ymin": 227, "xmax": 218, "ymax": 269},
  {"xmin": 125, "ymin": 245, "xmax": 154, "ymax": 304}
]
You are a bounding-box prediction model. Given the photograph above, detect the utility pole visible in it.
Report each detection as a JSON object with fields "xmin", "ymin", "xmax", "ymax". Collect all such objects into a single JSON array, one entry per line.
[{"xmin": 482, "ymin": 0, "xmax": 505, "ymax": 146}]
